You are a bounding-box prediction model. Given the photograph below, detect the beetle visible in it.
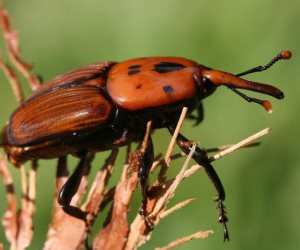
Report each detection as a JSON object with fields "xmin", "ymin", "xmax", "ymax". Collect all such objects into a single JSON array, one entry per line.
[{"xmin": 0, "ymin": 50, "xmax": 292, "ymax": 241}]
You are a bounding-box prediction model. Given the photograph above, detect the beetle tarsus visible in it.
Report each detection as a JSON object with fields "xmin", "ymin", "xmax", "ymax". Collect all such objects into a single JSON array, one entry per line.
[
  {"xmin": 138, "ymin": 205, "xmax": 155, "ymax": 231},
  {"xmin": 216, "ymin": 200, "xmax": 229, "ymax": 241},
  {"xmin": 222, "ymin": 219, "xmax": 230, "ymax": 241}
]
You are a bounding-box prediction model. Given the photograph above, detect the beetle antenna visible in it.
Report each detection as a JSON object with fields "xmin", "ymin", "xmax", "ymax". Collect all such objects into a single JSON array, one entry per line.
[
  {"xmin": 228, "ymin": 86, "xmax": 272, "ymax": 113},
  {"xmin": 236, "ymin": 50, "xmax": 292, "ymax": 77},
  {"xmin": 227, "ymin": 50, "xmax": 292, "ymax": 112}
]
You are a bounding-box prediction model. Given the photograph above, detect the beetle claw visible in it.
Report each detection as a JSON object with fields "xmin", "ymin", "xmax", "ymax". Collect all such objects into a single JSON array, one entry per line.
[
  {"xmin": 139, "ymin": 206, "xmax": 154, "ymax": 231},
  {"xmin": 216, "ymin": 200, "xmax": 229, "ymax": 241}
]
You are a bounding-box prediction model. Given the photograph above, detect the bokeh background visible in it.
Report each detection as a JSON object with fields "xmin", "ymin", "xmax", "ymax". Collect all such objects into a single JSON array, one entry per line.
[{"xmin": 0, "ymin": 0, "xmax": 299, "ymax": 249}]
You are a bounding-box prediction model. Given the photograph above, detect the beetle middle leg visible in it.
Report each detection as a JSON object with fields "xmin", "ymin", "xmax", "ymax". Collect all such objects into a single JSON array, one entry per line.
[
  {"xmin": 168, "ymin": 124, "xmax": 229, "ymax": 241},
  {"xmin": 58, "ymin": 152, "xmax": 89, "ymax": 222},
  {"xmin": 138, "ymin": 137, "xmax": 154, "ymax": 218}
]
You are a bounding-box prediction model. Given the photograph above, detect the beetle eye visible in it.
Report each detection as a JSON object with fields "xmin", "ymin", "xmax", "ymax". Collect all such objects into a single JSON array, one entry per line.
[{"xmin": 202, "ymin": 76, "xmax": 216, "ymax": 97}]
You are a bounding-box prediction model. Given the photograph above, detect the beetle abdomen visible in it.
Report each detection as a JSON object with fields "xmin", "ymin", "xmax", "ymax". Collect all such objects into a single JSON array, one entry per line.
[{"xmin": 8, "ymin": 85, "xmax": 113, "ymax": 146}]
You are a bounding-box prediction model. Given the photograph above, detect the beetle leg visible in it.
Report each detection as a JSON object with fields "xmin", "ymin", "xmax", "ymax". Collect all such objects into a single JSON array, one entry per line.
[
  {"xmin": 188, "ymin": 102, "xmax": 204, "ymax": 125},
  {"xmin": 168, "ymin": 124, "xmax": 229, "ymax": 241},
  {"xmin": 137, "ymin": 137, "xmax": 154, "ymax": 221},
  {"xmin": 58, "ymin": 152, "xmax": 88, "ymax": 222}
]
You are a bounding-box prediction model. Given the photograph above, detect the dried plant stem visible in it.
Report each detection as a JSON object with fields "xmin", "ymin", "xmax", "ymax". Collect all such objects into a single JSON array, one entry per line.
[
  {"xmin": 0, "ymin": 61, "xmax": 24, "ymax": 103},
  {"xmin": 82, "ymin": 150, "xmax": 117, "ymax": 215},
  {"xmin": 157, "ymin": 107, "xmax": 188, "ymax": 184},
  {"xmin": 20, "ymin": 165, "xmax": 27, "ymax": 207},
  {"xmin": 155, "ymin": 230, "xmax": 213, "ymax": 250},
  {"xmin": 164, "ymin": 107, "xmax": 188, "ymax": 166},
  {"xmin": 141, "ymin": 121, "xmax": 152, "ymax": 153},
  {"xmin": 0, "ymin": 5, "xmax": 41, "ymax": 91},
  {"xmin": 92, "ymin": 141, "xmax": 150, "ymax": 249},
  {"xmin": 205, "ymin": 141, "xmax": 260, "ymax": 153},
  {"xmin": 15, "ymin": 162, "xmax": 37, "ymax": 249},
  {"xmin": 209, "ymin": 127, "xmax": 271, "ymax": 162},
  {"xmin": 153, "ymin": 143, "xmax": 197, "ymax": 216},
  {"xmin": 160, "ymin": 198, "xmax": 196, "ymax": 219},
  {"xmin": 0, "ymin": 156, "xmax": 18, "ymax": 249}
]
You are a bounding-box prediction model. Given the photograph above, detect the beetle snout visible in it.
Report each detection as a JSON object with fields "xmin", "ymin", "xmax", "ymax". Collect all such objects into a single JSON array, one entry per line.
[
  {"xmin": 202, "ymin": 69, "xmax": 284, "ymax": 99},
  {"xmin": 201, "ymin": 68, "xmax": 285, "ymax": 113}
]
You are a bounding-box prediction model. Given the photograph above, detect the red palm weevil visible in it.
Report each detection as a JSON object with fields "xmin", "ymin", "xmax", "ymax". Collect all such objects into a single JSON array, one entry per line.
[{"xmin": 0, "ymin": 50, "xmax": 292, "ymax": 241}]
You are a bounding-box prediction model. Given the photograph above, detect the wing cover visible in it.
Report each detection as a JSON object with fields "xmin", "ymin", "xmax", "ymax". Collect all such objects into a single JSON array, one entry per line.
[
  {"xmin": 8, "ymin": 85, "xmax": 112, "ymax": 146},
  {"xmin": 31, "ymin": 61, "xmax": 115, "ymax": 97}
]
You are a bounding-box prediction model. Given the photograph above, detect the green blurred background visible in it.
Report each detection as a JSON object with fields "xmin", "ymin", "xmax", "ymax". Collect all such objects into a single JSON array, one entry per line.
[{"xmin": 0, "ymin": 0, "xmax": 299, "ymax": 249}]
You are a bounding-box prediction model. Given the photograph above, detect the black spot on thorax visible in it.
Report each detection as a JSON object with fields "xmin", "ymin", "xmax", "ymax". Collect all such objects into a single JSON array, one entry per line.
[
  {"xmin": 128, "ymin": 65, "xmax": 141, "ymax": 69},
  {"xmin": 128, "ymin": 65, "xmax": 141, "ymax": 75},
  {"xmin": 128, "ymin": 69, "xmax": 140, "ymax": 75},
  {"xmin": 153, "ymin": 62, "xmax": 186, "ymax": 73},
  {"xmin": 162, "ymin": 85, "xmax": 173, "ymax": 94}
]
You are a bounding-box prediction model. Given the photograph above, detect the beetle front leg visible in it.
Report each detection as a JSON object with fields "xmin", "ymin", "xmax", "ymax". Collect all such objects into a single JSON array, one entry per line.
[
  {"xmin": 168, "ymin": 124, "xmax": 229, "ymax": 241},
  {"xmin": 188, "ymin": 102, "xmax": 204, "ymax": 125},
  {"xmin": 58, "ymin": 152, "xmax": 88, "ymax": 222},
  {"xmin": 137, "ymin": 137, "xmax": 154, "ymax": 221}
]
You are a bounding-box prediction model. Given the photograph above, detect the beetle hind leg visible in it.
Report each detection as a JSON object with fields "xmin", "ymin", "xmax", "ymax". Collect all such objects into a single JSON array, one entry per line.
[
  {"xmin": 168, "ymin": 124, "xmax": 229, "ymax": 241},
  {"xmin": 58, "ymin": 152, "xmax": 89, "ymax": 222}
]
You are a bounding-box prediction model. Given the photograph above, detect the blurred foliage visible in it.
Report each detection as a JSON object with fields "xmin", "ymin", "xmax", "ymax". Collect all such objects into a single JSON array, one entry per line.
[{"xmin": 0, "ymin": 0, "xmax": 299, "ymax": 249}]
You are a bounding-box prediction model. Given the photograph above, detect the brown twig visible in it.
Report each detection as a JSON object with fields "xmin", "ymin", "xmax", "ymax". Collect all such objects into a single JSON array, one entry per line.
[
  {"xmin": 82, "ymin": 150, "xmax": 118, "ymax": 224},
  {"xmin": 0, "ymin": 7, "xmax": 41, "ymax": 247},
  {"xmin": 92, "ymin": 147, "xmax": 144, "ymax": 249},
  {"xmin": 13, "ymin": 161, "xmax": 37, "ymax": 250},
  {"xmin": 0, "ymin": 156, "xmax": 18, "ymax": 249}
]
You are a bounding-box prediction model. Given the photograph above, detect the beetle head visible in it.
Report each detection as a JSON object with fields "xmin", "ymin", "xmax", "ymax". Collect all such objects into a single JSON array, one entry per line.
[{"xmin": 200, "ymin": 50, "xmax": 292, "ymax": 113}]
